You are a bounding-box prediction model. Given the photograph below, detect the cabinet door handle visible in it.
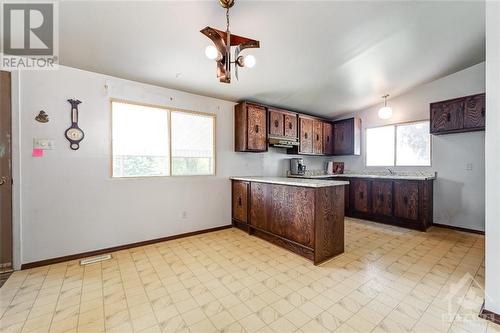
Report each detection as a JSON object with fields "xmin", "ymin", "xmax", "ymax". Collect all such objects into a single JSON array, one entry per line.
[
  {"xmin": 304, "ymin": 132, "xmax": 308, "ymax": 139},
  {"xmin": 481, "ymin": 107, "xmax": 485, "ymax": 117},
  {"xmin": 379, "ymin": 193, "xmax": 384, "ymax": 201},
  {"xmin": 255, "ymin": 125, "xmax": 259, "ymax": 133},
  {"xmin": 341, "ymin": 133, "xmax": 344, "ymax": 141},
  {"xmin": 446, "ymin": 113, "xmax": 451, "ymax": 122},
  {"xmin": 403, "ymin": 196, "xmax": 408, "ymax": 205},
  {"xmin": 274, "ymin": 120, "xmax": 279, "ymax": 128},
  {"xmin": 316, "ymin": 134, "xmax": 319, "ymax": 141},
  {"xmin": 359, "ymin": 192, "xmax": 364, "ymax": 199},
  {"xmin": 326, "ymin": 136, "xmax": 330, "ymax": 142},
  {"xmin": 238, "ymin": 197, "xmax": 242, "ymax": 206},
  {"xmin": 288, "ymin": 122, "xmax": 293, "ymax": 130}
]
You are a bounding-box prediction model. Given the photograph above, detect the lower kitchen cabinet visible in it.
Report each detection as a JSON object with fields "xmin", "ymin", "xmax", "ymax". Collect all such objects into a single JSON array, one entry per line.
[
  {"xmin": 231, "ymin": 180, "xmax": 249, "ymax": 223},
  {"xmin": 371, "ymin": 180, "xmax": 393, "ymax": 217},
  {"xmin": 343, "ymin": 177, "xmax": 433, "ymax": 231}
]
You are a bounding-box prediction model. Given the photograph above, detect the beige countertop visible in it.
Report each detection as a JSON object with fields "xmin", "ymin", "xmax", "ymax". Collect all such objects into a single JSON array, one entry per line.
[
  {"xmin": 288, "ymin": 172, "xmax": 436, "ymax": 181},
  {"xmin": 230, "ymin": 176, "xmax": 349, "ymax": 188}
]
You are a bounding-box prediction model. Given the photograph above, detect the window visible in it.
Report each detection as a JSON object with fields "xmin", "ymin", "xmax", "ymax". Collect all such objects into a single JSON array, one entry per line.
[
  {"xmin": 112, "ymin": 100, "xmax": 215, "ymax": 177},
  {"xmin": 366, "ymin": 121, "xmax": 431, "ymax": 167}
]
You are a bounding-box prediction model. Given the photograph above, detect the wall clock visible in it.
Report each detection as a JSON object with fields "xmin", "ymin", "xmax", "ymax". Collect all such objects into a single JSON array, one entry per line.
[{"xmin": 65, "ymin": 99, "xmax": 84, "ymax": 150}]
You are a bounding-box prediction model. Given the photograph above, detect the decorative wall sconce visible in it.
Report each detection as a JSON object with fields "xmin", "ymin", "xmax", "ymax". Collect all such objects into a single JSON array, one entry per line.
[{"xmin": 200, "ymin": 0, "xmax": 260, "ymax": 83}]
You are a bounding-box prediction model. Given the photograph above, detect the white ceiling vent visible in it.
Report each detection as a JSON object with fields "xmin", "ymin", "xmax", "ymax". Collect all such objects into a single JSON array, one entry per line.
[{"xmin": 79, "ymin": 254, "xmax": 112, "ymax": 266}]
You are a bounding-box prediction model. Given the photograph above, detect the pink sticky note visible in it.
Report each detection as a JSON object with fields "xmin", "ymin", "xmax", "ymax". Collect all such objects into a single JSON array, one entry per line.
[{"xmin": 32, "ymin": 148, "xmax": 44, "ymax": 157}]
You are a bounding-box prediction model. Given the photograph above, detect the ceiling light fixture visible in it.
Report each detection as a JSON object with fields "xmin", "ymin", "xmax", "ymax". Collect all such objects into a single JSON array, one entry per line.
[
  {"xmin": 378, "ymin": 94, "xmax": 393, "ymax": 120},
  {"xmin": 200, "ymin": 0, "xmax": 260, "ymax": 83}
]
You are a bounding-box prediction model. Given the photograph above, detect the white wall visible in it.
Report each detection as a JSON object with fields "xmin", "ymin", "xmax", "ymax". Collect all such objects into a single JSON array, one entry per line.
[
  {"xmin": 15, "ymin": 66, "xmax": 328, "ymax": 265},
  {"xmin": 332, "ymin": 62, "xmax": 485, "ymax": 231},
  {"xmin": 485, "ymin": 0, "xmax": 500, "ymax": 316}
]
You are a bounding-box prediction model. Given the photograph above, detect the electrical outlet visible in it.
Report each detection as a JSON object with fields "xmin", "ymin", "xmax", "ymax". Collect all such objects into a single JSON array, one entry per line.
[
  {"xmin": 33, "ymin": 139, "xmax": 55, "ymax": 150},
  {"xmin": 466, "ymin": 163, "xmax": 473, "ymax": 171}
]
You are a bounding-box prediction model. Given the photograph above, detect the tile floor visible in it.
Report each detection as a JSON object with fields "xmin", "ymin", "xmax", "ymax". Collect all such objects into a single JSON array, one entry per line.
[{"xmin": 0, "ymin": 218, "xmax": 498, "ymax": 333}]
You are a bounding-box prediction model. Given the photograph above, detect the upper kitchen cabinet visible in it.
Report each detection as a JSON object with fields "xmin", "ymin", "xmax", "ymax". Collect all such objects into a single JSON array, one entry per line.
[
  {"xmin": 235, "ymin": 102, "xmax": 268, "ymax": 152},
  {"xmin": 299, "ymin": 116, "xmax": 314, "ymax": 154},
  {"xmin": 323, "ymin": 122, "xmax": 334, "ymax": 155},
  {"xmin": 430, "ymin": 93, "xmax": 485, "ymax": 135},
  {"xmin": 268, "ymin": 108, "xmax": 298, "ymax": 139},
  {"xmin": 333, "ymin": 117, "xmax": 361, "ymax": 155},
  {"xmin": 287, "ymin": 115, "xmax": 328, "ymax": 155},
  {"xmin": 312, "ymin": 120, "xmax": 323, "ymax": 154}
]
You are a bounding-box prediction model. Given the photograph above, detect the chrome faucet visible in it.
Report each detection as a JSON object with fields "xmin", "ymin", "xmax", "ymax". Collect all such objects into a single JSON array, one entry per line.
[{"xmin": 387, "ymin": 168, "xmax": 394, "ymax": 175}]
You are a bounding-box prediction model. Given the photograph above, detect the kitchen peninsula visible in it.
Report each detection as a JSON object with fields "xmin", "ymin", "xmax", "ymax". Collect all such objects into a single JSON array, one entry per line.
[{"xmin": 230, "ymin": 177, "xmax": 349, "ymax": 265}]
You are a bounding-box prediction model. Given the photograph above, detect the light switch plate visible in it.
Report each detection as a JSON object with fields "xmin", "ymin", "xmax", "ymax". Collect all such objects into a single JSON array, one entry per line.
[{"xmin": 33, "ymin": 139, "xmax": 55, "ymax": 150}]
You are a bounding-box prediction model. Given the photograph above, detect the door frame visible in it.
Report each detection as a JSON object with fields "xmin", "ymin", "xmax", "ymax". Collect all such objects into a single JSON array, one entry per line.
[{"xmin": 3, "ymin": 70, "xmax": 21, "ymax": 270}]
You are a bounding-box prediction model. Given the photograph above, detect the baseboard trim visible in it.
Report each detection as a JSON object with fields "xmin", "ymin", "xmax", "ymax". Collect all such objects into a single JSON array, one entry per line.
[
  {"xmin": 431, "ymin": 223, "xmax": 484, "ymax": 235},
  {"xmin": 21, "ymin": 225, "xmax": 232, "ymax": 270},
  {"xmin": 479, "ymin": 301, "xmax": 500, "ymax": 325}
]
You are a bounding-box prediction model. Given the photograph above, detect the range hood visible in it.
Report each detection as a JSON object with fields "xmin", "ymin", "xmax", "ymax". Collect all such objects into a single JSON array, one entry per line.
[{"xmin": 268, "ymin": 137, "xmax": 299, "ymax": 149}]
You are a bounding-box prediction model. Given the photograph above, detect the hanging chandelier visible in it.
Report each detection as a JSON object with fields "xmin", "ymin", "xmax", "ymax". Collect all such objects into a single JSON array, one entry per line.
[{"xmin": 200, "ymin": 0, "xmax": 260, "ymax": 83}]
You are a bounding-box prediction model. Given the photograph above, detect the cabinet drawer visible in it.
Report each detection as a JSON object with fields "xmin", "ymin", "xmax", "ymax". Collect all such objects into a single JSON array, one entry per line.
[
  {"xmin": 232, "ymin": 181, "xmax": 249, "ymax": 223},
  {"xmin": 394, "ymin": 181, "xmax": 419, "ymax": 221},
  {"xmin": 372, "ymin": 181, "xmax": 393, "ymax": 217}
]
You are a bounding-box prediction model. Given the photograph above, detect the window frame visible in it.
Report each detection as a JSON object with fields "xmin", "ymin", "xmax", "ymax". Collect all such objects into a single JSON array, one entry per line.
[
  {"xmin": 364, "ymin": 119, "xmax": 432, "ymax": 168},
  {"xmin": 110, "ymin": 98, "xmax": 217, "ymax": 178}
]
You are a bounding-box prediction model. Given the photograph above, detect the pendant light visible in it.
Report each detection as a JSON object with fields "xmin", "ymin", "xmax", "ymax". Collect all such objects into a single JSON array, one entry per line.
[{"xmin": 378, "ymin": 94, "xmax": 393, "ymax": 120}]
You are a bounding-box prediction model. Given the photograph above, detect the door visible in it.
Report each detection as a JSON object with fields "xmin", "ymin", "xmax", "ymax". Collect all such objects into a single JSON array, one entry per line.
[
  {"xmin": 352, "ymin": 179, "xmax": 370, "ymax": 214},
  {"xmin": 312, "ymin": 120, "xmax": 323, "ymax": 154},
  {"xmin": 284, "ymin": 114, "xmax": 297, "ymax": 139},
  {"xmin": 232, "ymin": 181, "xmax": 248, "ymax": 223},
  {"xmin": 430, "ymin": 99, "xmax": 464, "ymax": 133},
  {"xmin": 247, "ymin": 104, "xmax": 267, "ymax": 151},
  {"xmin": 299, "ymin": 117, "xmax": 313, "ymax": 154},
  {"xmin": 0, "ymin": 71, "xmax": 12, "ymax": 272},
  {"xmin": 269, "ymin": 109, "xmax": 284, "ymax": 137},
  {"xmin": 394, "ymin": 181, "xmax": 419, "ymax": 221},
  {"xmin": 322, "ymin": 122, "xmax": 334, "ymax": 155},
  {"xmin": 464, "ymin": 94, "xmax": 486, "ymax": 129},
  {"xmin": 372, "ymin": 180, "xmax": 393, "ymax": 217}
]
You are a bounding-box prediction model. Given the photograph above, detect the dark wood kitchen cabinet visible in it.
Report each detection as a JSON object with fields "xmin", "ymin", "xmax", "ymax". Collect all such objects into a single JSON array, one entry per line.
[
  {"xmin": 235, "ymin": 102, "xmax": 268, "ymax": 152},
  {"xmin": 232, "ymin": 180, "xmax": 249, "ymax": 223},
  {"xmin": 351, "ymin": 179, "xmax": 370, "ymax": 214},
  {"xmin": 464, "ymin": 93, "xmax": 486, "ymax": 130},
  {"xmin": 394, "ymin": 181, "xmax": 419, "ymax": 221},
  {"xmin": 340, "ymin": 177, "xmax": 433, "ymax": 231},
  {"xmin": 299, "ymin": 116, "xmax": 313, "ymax": 154},
  {"xmin": 430, "ymin": 93, "xmax": 485, "ymax": 135},
  {"xmin": 371, "ymin": 180, "xmax": 393, "ymax": 217},
  {"xmin": 312, "ymin": 120, "xmax": 323, "ymax": 154},
  {"xmin": 231, "ymin": 179, "xmax": 346, "ymax": 265},
  {"xmin": 333, "ymin": 117, "xmax": 361, "ymax": 156},
  {"xmin": 268, "ymin": 108, "xmax": 298, "ymax": 139},
  {"xmin": 323, "ymin": 122, "xmax": 334, "ymax": 155}
]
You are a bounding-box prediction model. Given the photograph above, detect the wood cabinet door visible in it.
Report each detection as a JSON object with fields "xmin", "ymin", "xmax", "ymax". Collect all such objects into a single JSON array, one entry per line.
[
  {"xmin": 312, "ymin": 120, "xmax": 323, "ymax": 154},
  {"xmin": 299, "ymin": 117, "xmax": 313, "ymax": 154},
  {"xmin": 464, "ymin": 94, "xmax": 485, "ymax": 129},
  {"xmin": 333, "ymin": 119, "xmax": 354, "ymax": 155},
  {"xmin": 269, "ymin": 109, "xmax": 284, "ymax": 137},
  {"xmin": 232, "ymin": 181, "xmax": 248, "ymax": 223},
  {"xmin": 394, "ymin": 181, "xmax": 419, "ymax": 221},
  {"xmin": 247, "ymin": 105, "xmax": 267, "ymax": 150},
  {"xmin": 352, "ymin": 179, "xmax": 370, "ymax": 214},
  {"xmin": 284, "ymin": 114, "xmax": 297, "ymax": 139},
  {"xmin": 250, "ymin": 182, "xmax": 268, "ymax": 230},
  {"xmin": 371, "ymin": 181, "xmax": 393, "ymax": 217},
  {"xmin": 323, "ymin": 122, "xmax": 334, "ymax": 155},
  {"xmin": 430, "ymin": 99, "xmax": 464, "ymax": 133}
]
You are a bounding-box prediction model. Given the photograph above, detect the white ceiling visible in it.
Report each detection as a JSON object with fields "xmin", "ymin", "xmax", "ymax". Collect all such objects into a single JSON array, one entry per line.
[{"xmin": 59, "ymin": 1, "xmax": 485, "ymax": 117}]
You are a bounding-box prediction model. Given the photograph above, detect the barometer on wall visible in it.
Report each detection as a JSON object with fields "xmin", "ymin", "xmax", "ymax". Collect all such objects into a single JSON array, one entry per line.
[{"xmin": 65, "ymin": 99, "xmax": 84, "ymax": 150}]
